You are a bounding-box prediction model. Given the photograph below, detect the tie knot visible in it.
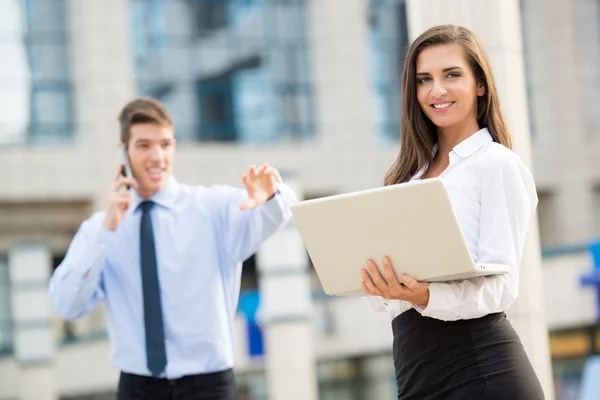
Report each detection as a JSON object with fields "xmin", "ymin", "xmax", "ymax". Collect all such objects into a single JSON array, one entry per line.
[{"xmin": 139, "ymin": 200, "xmax": 154, "ymax": 214}]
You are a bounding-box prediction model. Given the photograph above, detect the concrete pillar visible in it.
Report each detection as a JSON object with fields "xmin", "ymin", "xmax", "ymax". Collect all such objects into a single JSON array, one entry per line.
[
  {"xmin": 8, "ymin": 243, "xmax": 58, "ymax": 400},
  {"xmin": 521, "ymin": 0, "xmax": 596, "ymax": 246},
  {"xmin": 552, "ymin": 185, "xmax": 595, "ymax": 245},
  {"xmin": 256, "ymin": 177, "xmax": 318, "ymax": 400},
  {"xmin": 66, "ymin": 0, "xmax": 136, "ymax": 150},
  {"xmin": 406, "ymin": 1, "xmax": 554, "ymax": 398},
  {"xmin": 306, "ymin": 0, "xmax": 374, "ymax": 154},
  {"xmin": 65, "ymin": 0, "xmax": 137, "ymax": 208}
]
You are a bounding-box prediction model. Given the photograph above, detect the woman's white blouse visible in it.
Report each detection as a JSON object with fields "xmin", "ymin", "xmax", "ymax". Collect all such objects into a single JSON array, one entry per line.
[{"xmin": 371, "ymin": 128, "xmax": 539, "ymax": 321}]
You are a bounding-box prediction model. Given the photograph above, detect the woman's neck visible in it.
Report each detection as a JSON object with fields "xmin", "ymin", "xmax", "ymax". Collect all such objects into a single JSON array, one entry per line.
[{"xmin": 436, "ymin": 120, "xmax": 481, "ymax": 157}]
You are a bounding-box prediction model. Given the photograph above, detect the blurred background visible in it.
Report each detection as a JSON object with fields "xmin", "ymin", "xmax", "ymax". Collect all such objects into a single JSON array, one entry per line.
[{"xmin": 0, "ymin": 0, "xmax": 600, "ymax": 399}]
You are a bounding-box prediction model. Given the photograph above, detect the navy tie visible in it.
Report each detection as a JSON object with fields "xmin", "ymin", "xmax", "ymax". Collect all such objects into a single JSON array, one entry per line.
[{"xmin": 139, "ymin": 201, "xmax": 167, "ymax": 377}]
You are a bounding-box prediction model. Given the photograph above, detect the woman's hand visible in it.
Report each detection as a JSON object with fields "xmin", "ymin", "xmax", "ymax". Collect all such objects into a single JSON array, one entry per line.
[{"xmin": 360, "ymin": 257, "xmax": 430, "ymax": 308}]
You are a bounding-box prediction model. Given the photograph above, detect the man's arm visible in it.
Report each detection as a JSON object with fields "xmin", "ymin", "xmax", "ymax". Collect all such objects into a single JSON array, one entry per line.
[
  {"xmin": 49, "ymin": 213, "xmax": 112, "ymax": 321},
  {"xmin": 217, "ymin": 182, "xmax": 297, "ymax": 263}
]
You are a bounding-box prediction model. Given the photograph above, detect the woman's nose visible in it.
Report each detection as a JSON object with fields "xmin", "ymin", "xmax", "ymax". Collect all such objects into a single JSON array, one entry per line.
[{"xmin": 431, "ymin": 80, "xmax": 448, "ymax": 97}]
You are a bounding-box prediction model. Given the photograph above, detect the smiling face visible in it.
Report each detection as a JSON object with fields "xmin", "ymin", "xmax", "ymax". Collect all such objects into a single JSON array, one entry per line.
[
  {"xmin": 385, "ymin": 25, "xmax": 512, "ymax": 186},
  {"xmin": 415, "ymin": 43, "xmax": 485, "ymax": 135},
  {"xmin": 126, "ymin": 123, "xmax": 176, "ymax": 199}
]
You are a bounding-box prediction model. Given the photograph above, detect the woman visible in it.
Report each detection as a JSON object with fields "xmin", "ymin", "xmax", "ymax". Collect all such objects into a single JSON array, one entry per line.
[{"xmin": 360, "ymin": 25, "xmax": 545, "ymax": 399}]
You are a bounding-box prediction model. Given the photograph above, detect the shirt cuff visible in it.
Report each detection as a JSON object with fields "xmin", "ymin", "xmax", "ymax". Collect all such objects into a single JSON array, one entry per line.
[
  {"xmin": 95, "ymin": 225, "xmax": 117, "ymax": 247},
  {"xmin": 364, "ymin": 296, "xmax": 388, "ymax": 311},
  {"xmin": 266, "ymin": 188, "xmax": 281, "ymax": 202},
  {"xmin": 261, "ymin": 185, "xmax": 293, "ymax": 225},
  {"xmin": 80, "ymin": 225, "xmax": 115, "ymax": 280},
  {"xmin": 417, "ymin": 283, "xmax": 451, "ymax": 318}
]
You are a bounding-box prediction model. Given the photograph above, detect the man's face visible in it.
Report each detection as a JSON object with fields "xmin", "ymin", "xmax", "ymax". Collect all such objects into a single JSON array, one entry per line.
[{"xmin": 125, "ymin": 123, "xmax": 176, "ymax": 198}]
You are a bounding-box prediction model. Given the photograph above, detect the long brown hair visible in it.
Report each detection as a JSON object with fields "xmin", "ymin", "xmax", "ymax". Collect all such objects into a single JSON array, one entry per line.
[{"xmin": 384, "ymin": 24, "xmax": 512, "ymax": 186}]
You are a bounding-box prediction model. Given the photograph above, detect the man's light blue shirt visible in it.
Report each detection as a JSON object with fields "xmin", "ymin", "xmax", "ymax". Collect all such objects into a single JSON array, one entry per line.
[{"xmin": 49, "ymin": 177, "xmax": 297, "ymax": 378}]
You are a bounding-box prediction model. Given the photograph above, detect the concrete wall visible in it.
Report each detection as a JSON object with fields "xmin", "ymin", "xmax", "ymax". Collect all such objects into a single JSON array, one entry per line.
[{"xmin": 521, "ymin": 0, "xmax": 600, "ymax": 246}]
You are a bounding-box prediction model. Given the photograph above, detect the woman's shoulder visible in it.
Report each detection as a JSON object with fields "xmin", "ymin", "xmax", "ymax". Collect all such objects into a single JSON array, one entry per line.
[
  {"xmin": 481, "ymin": 141, "xmax": 521, "ymax": 161},
  {"xmin": 475, "ymin": 142, "xmax": 537, "ymax": 194},
  {"xmin": 476, "ymin": 142, "xmax": 529, "ymax": 172}
]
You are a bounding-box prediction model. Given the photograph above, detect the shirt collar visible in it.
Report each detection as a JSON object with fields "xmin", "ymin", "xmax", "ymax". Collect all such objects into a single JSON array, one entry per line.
[
  {"xmin": 451, "ymin": 127, "xmax": 493, "ymax": 159},
  {"xmin": 131, "ymin": 176, "xmax": 179, "ymax": 211},
  {"xmin": 412, "ymin": 128, "xmax": 493, "ymax": 180}
]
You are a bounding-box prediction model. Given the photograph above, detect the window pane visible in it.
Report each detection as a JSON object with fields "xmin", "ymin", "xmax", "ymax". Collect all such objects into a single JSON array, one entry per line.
[
  {"xmin": 368, "ymin": 0, "xmax": 408, "ymax": 143},
  {"xmin": 130, "ymin": 0, "xmax": 314, "ymax": 144},
  {"xmin": 0, "ymin": 0, "xmax": 74, "ymax": 146},
  {"xmin": 0, "ymin": 257, "xmax": 13, "ymax": 355},
  {"xmin": 28, "ymin": 43, "xmax": 71, "ymax": 82},
  {"xmin": 234, "ymin": 67, "xmax": 278, "ymax": 143},
  {"xmin": 32, "ymin": 88, "xmax": 72, "ymax": 125}
]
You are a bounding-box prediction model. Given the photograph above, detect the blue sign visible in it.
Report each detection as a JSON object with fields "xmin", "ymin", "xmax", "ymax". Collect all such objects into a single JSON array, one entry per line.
[
  {"xmin": 579, "ymin": 240, "xmax": 600, "ymax": 320},
  {"xmin": 590, "ymin": 241, "xmax": 600, "ymax": 270},
  {"xmin": 238, "ymin": 290, "xmax": 264, "ymax": 357}
]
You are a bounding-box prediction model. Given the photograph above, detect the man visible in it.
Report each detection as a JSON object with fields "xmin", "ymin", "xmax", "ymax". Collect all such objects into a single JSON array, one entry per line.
[{"xmin": 49, "ymin": 97, "xmax": 297, "ymax": 399}]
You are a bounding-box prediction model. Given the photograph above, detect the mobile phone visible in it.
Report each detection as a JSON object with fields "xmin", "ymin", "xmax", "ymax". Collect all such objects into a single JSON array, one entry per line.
[{"xmin": 121, "ymin": 147, "xmax": 132, "ymax": 191}]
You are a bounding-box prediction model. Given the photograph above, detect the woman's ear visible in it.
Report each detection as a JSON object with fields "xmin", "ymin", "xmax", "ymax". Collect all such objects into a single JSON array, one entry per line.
[{"xmin": 477, "ymin": 81, "xmax": 486, "ymax": 97}]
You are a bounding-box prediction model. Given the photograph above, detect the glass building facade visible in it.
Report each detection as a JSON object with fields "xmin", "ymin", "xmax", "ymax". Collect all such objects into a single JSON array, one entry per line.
[
  {"xmin": 368, "ymin": 0, "xmax": 408, "ymax": 143},
  {"xmin": 0, "ymin": 0, "xmax": 74, "ymax": 146},
  {"xmin": 0, "ymin": 257, "xmax": 11, "ymax": 356},
  {"xmin": 130, "ymin": 0, "xmax": 314, "ymax": 144}
]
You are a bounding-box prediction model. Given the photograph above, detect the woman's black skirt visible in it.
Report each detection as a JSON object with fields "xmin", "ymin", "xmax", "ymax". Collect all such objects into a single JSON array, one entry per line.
[{"xmin": 392, "ymin": 309, "xmax": 545, "ymax": 399}]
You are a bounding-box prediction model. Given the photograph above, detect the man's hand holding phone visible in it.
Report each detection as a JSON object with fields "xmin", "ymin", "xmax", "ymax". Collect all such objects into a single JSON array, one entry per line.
[{"xmin": 103, "ymin": 165, "xmax": 138, "ymax": 231}]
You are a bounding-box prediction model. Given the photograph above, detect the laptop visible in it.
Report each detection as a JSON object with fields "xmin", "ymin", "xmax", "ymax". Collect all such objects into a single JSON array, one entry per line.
[{"xmin": 289, "ymin": 178, "xmax": 509, "ymax": 296}]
